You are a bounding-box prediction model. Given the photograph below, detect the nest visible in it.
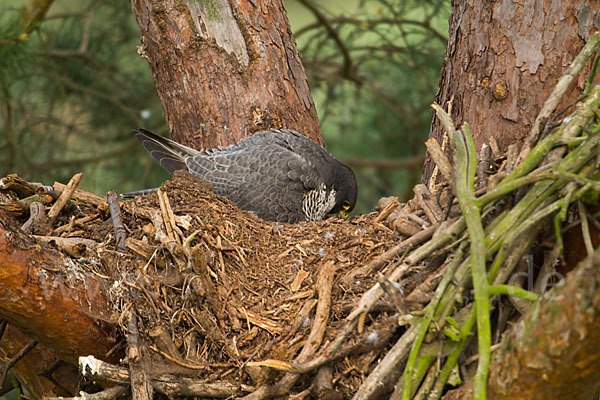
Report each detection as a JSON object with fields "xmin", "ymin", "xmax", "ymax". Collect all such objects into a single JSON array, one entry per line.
[
  {"xmin": 2, "ymin": 35, "xmax": 600, "ymax": 400},
  {"xmin": 105, "ymin": 170, "xmax": 406, "ymax": 395}
]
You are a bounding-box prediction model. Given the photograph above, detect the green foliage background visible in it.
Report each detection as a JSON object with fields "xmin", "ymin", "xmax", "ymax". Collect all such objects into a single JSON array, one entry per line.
[{"xmin": 0, "ymin": 0, "xmax": 450, "ymax": 215}]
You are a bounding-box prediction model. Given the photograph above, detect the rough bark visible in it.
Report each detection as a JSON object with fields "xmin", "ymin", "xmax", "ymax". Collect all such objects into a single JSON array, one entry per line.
[
  {"xmin": 0, "ymin": 213, "xmax": 116, "ymax": 364},
  {"xmin": 423, "ymin": 0, "xmax": 600, "ymax": 184},
  {"xmin": 131, "ymin": 0, "xmax": 322, "ymax": 150},
  {"xmin": 443, "ymin": 251, "xmax": 600, "ymax": 400}
]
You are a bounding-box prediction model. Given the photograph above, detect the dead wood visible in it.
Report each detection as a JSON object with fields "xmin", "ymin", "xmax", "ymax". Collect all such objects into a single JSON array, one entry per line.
[
  {"xmin": 107, "ymin": 191, "xmax": 127, "ymax": 253},
  {"xmin": 48, "ymin": 173, "xmax": 82, "ymax": 222},
  {"xmin": 80, "ymin": 355, "xmax": 245, "ymax": 398},
  {"xmin": 0, "ymin": 218, "xmax": 116, "ymax": 363}
]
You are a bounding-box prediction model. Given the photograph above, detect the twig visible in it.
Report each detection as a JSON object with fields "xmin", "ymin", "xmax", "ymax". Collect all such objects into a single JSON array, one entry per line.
[
  {"xmin": 298, "ymin": 260, "xmax": 336, "ymax": 362},
  {"xmin": 127, "ymin": 312, "xmax": 153, "ymax": 400},
  {"xmin": 53, "ymin": 181, "xmax": 106, "ymax": 207},
  {"xmin": 578, "ymin": 201, "xmax": 595, "ymax": 257},
  {"xmin": 0, "ymin": 174, "xmax": 41, "ymax": 197},
  {"xmin": 487, "ymin": 285, "xmax": 539, "ymax": 302},
  {"xmin": 54, "ymin": 213, "xmax": 100, "ymax": 235},
  {"xmin": 413, "ymin": 184, "xmax": 443, "ymax": 224},
  {"xmin": 314, "ymin": 366, "xmax": 340, "ymax": 399},
  {"xmin": 46, "ymin": 385, "xmax": 129, "ymax": 400},
  {"xmin": 377, "ymin": 273, "xmax": 409, "ymax": 314},
  {"xmin": 584, "ymin": 50, "xmax": 600, "ymax": 95},
  {"xmin": 0, "ymin": 340, "xmax": 38, "ymax": 387},
  {"xmin": 149, "ymin": 345, "xmax": 230, "ymax": 370},
  {"xmin": 453, "ymin": 123, "xmax": 490, "ymax": 400},
  {"xmin": 47, "ymin": 173, "xmax": 83, "ymax": 222},
  {"xmin": 342, "ymin": 223, "xmax": 438, "ymax": 283},
  {"xmin": 374, "ymin": 197, "xmax": 399, "ymax": 223},
  {"xmin": 352, "ymin": 326, "xmax": 417, "ymax": 400},
  {"xmin": 476, "ymin": 144, "xmax": 494, "ymax": 190},
  {"xmin": 79, "ymin": 355, "xmax": 244, "ymax": 397},
  {"xmin": 157, "ymin": 189, "xmax": 182, "ymax": 245},
  {"xmin": 424, "ymin": 138, "xmax": 453, "ymax": 184},
  {"xmin": 107, "ymin": 191, "xmax": 127, "ymax": 252}
]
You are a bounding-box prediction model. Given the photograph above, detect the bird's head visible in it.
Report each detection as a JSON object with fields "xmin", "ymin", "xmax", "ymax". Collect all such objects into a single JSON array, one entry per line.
[{"xmin": 329, "ymin": 163, "xmax": 358, "ymax": 219}]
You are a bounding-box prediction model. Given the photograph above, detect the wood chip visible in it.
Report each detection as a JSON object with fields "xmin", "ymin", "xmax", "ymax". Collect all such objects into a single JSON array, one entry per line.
[
  {"xmin": 290, "ymin": 269, "xmax": 310, "ymax": 292},
  {"xmin": 241, "ymin": 309, "xmax": 283, "ymax": 335}
]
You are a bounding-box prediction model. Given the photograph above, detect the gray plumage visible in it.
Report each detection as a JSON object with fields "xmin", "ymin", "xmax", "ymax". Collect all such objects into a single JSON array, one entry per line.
[{"xmin": 130, "ymin": 128, "xmax": 357, "ymax": 223}]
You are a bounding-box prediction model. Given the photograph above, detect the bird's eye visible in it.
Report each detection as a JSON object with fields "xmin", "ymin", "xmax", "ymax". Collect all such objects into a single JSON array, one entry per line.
[{"xmin": 342, "ymin": 200, "xmax": 351, "ymax": 210}]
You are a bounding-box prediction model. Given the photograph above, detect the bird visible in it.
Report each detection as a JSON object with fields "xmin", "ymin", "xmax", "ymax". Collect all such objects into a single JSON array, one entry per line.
[{"xmin": 126, "ymin": 128, "xmax": 357, "ymax": 223}]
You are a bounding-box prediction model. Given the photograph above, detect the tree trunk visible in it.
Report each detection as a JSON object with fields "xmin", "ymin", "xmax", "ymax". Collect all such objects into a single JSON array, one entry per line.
[
  {"xmin": 131, "ymin": 0, "xmax": 322, "ymax": 150},
  {"xmin": 422, "ymin": 0, "xmax": 600, "ymax": 185}
]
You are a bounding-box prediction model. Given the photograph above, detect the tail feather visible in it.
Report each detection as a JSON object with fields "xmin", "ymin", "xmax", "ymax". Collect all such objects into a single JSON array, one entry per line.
[{"xmin": 133, "ymin": 128, "xmax": 201, "ymax": 175}]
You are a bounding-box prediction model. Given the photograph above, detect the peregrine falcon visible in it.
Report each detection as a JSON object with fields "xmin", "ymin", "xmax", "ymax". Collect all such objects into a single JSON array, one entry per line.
[{"xmin": 129, "ymin": 128, "xmax": 357, "ymax": 223}]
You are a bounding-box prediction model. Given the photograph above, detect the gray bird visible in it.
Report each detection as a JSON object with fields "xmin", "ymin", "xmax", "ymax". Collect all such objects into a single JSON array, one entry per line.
[{"xmin": 127, "ymin": 128, "xmax": 357, "ymax": 223}]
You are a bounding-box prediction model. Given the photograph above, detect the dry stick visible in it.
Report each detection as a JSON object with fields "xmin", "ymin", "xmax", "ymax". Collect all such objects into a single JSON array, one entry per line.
[
  {"xmin": 578, "ymin": 201, "xmax": 595, "ymax": 257},
  {"xmin": 351, "ymin": 326, "xmax": 417, "ymax": 400},
  {"xmin": 149, "ymin": 346, "xmax": 230, "ymax": 370},
  {"xmin": 127, "ymin": 312, "xmax": 153, "ymax": 400},
  {"xmin": 414, "ymin": 184, "xmax": 444, "ymax": 224},
  {"xmin": 0, "ymin": 339, "xmax": 38, "ymax": 387},
  {"xmin": 375, "ymin": 197, "xmax": 400, "ymax": 223},
  {"xmin": 517, "ymin": 31, "xmax": 600, "ymax": 164},
  {"xmin": 157, "ymin": 189, "xmax": 181, "ymax": 245},
  {"xmin": 47, "ymin": 172, "xmax": 83, "ymax": 222},
  {"xmin": 54, "ymin": 213, "xmax": 100, "ymax": 235},
  {"xmin": 46, "ymin": 385, "xmax": 129, "ymax": 400},
  {"xmin": 53, "ymin": 181, "xmax": 107, "ymax": 207},
  {"xmin": 314, "ymin": 366, "xmax": 338, "ymax": 399},
  {"xmin": 107, "ymin": 191, "xmax": 127, "ymax": 252},
  {"xmin": 79, "ymin": 355, "xmax": 244, "ymax": 397},
  {"xmin": 425, "ymin": 137, "xmax": 453, "ymax": 184},
  {"xmin": 0, "ymin": 174, "xmax": 41, "ymax": 197},
  {"xmin": 411, "ymin": 362, "xmax": 439, "ymax": 400},
  {"xmin": 342, "ymin": 223, "xmax": 438, "ymax": 284},
  {"xmin": 378, "ymin": 273, "xmax": 410, "ymax": 314}
]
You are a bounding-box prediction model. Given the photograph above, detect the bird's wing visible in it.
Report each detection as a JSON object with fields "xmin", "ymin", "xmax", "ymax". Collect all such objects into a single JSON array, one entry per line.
[
  {"xmin": 133, "ymin": 129, "xmax": 203, "ymax": 175},
  {"xmin": 186, "ymin": 132, "xmax": 326, "ymax": 222}
]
